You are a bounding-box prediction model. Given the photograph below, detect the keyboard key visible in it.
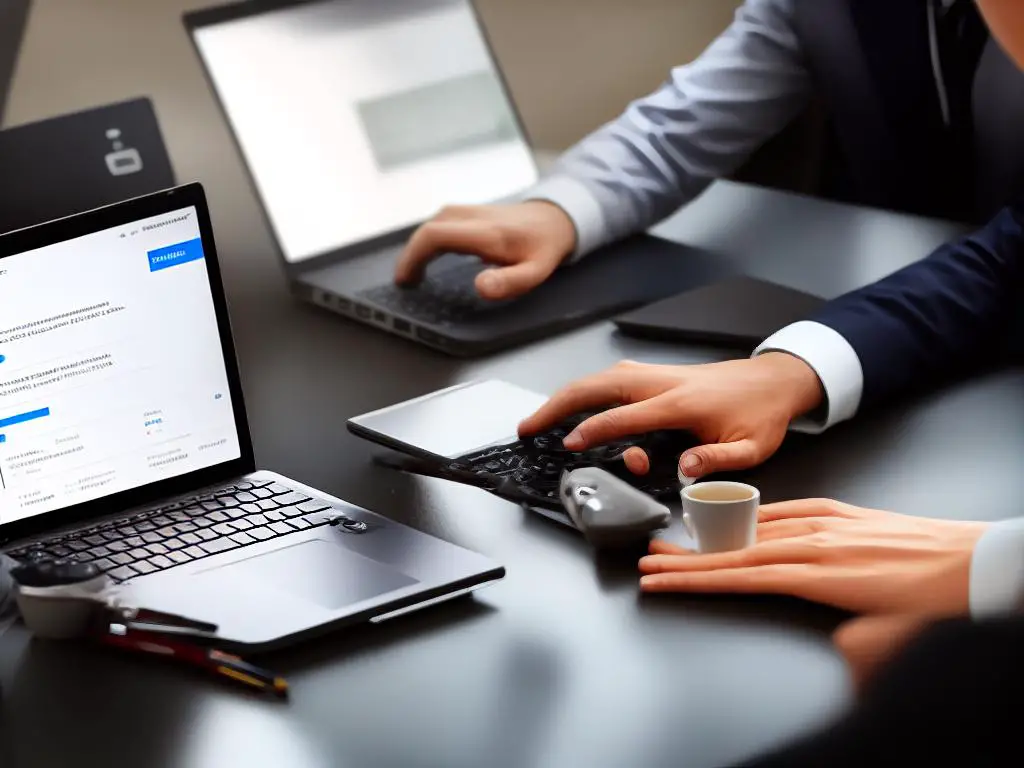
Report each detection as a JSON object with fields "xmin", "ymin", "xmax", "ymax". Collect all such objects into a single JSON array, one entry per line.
[
  {"xmin": 116, "ymin": 526, "xmax": 138, "ymax": 537},
  {"xmin": 82, "ymin": 535, "xmax": 106, "ymax": 547},
  {"xmin": 280, "ymin": 505, "xmax": 306, "ymax": 518},
  {"xmin": 266, "ymin": 482, "xmax": 292, "ymax": 495},
  {"xmin": 183, "ymin": 505, "xmax": 205, "ymax": 517},
  {"xmin": 239, "ymin": 503, "xmax": 261, "ymax": 515},
  {"xmin": 163, "ymin": 537, "xmax": 185, "ymax": 550},
  {"xmin": 248, "ymin": 526, "xmax": 274, "ymax": 541},
  {"xmin": 109, "ymin": 566, "xmax": 138, "ymax": 581},
  {"xmin": 168, "ymin": 511, "xmax": 191, "ymax": 523},
  {"xmin": 212, "ymin": 523, "xmax": 235, "ymax": 537},
  {"xmin": 275, "ymin": 491, "xmax": 311, "ymax": 506},
  {"xmin": 183, "ymin": 545, "xmax": 207, "ymax": 559},
  {"xmin": 225, "ymin": 507, "xmax": 247, "ymax": 520},
  {"xmin": 246, "ymin": 513, "xmax": 269, "ymax": 527},
  {"xmin": 290, "ymin": 517, "xmax": 312, "ymax": 530},
  {"xmin": 173, "ymin": 522, "xmax": 198, "ymax": 534},
  {"xmin": 256, "ymin": 498, "xmax": 279, "ymax": 511},
  {"xmin": 269, "ymin": 521, "xmax": 295, "ymax": 536},
  {"xmin": 133, "ymin": 560, "xmax": 157, "ymax": 575},
  {"xmin": 157, "ymin": 527, "xmax": 178, "ymax": 539},
  {"xmin": 141, "ymin": 532, "xmax": 162, "ymax": 545},
  {"xmin": 229, "ymin": 532, "xmax": 256, "ymax": 546},
  {"xmin": 297, "ymin": 500, "xmax": 330, "ymax": 514},
  {"xmin": 151, "ymin": 516, "xmax": 174, "ymax": 527},
  {"xmin": 111, "ymin": 552, "xmax": 134, "ymax": 565},
  {"xmin": 235, "ymin": 481, "xmax": 253, "ymax": 491},
  {"xmin": 100, "ymin": 530, "xmax": 123, "ymax": 542},
  {"xmin": 135, "ymin": 521, "xmax": 156, "ymax": 532},
  {"xmin": 303, "ymin": 511, "xmax": 334, "ymax": 527},
  {"xmin": 251, "ymin": 487, "xmax": 272, "ymax": 499},
  {"xmin": 228, "ymin": 519, "xmax": 253, "ymax": 531},
  {"xmin": 124, "ymin": 536, "xmax": 144, "ymax": 549},
  {"xmin": 192, "ymin": 516, "xmax": 216, "ymax": 528},
  {"xmin": 168, "ymin": 550, "xmax": 192, "ymax": 564},
  {"xmin": 66, "ymin": 540, "xmax": 90, "ymax": 552},
  {"xmin": 146, "ymin": 543, "xmax": 169, "ymax": 556},
  {"xmin": 204, "ymin": 510, "xmax": 229, "ymax": 523},
  {"xmin": 199, "ymin": 538, "xmax": 239, "ymax": 555},
  {"xmin": 147, "ymin": 554, "xmax": 174, "ymax": 570},
  {"xmin": 263, "ymin": 509, "xmax": 285, "ymax": 522},
  {"xmin": 195, "ymin": 528, "xmax": 218, "ymax": 542},
  {"xmin": 235, "ymin": 491, "xmax": 257, "ymax": 503},
  {"xmin": 200, "ymin": 501, "xmax": 223, "ymax": 512},
  {"xmin": 93, "ymin": 558, "xmax": 116, "ymax": 572},
  {"xmin": 128, "ymin": 548, "xmax": 149, "ymax": 561},
  {"xmin": 107, "ymin": 540, "xmax": 129, "ymax": 552},
  {"xmin": 179, "ymin": 533, "xmax": 201, "ymax": 546},
  {"xmin": 49, "ymin": 546, "xmax": 72, "ymax": 557}
]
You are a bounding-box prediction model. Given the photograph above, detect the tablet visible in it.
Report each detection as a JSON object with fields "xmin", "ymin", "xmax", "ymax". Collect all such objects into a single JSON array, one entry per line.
[{"xmin": 613, "ymin": 275, "xmax": 826, "ymax": 350}]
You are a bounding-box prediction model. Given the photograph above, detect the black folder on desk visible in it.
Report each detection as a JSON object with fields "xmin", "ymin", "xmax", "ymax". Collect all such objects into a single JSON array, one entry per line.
[{"xmin": 613, "ymin": 275, "xmax": 826, "ymax": 350}]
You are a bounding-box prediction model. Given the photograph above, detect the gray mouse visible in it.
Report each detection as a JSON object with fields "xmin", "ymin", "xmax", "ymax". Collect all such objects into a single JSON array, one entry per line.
[{"xmin": 559, "ymin": 467, "xmax": 672, "ymax": 548}]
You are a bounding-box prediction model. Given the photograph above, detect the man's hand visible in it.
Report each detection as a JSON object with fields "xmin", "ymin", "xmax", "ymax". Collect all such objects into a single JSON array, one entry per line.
[
  {"xmin": 394, "ymin": 201, "xmax": 577, "ymax": 301},
  {"xmin": 639, "ymin": 499, "xmax": 987, "ymax": 615},
  {"xmin": 518, "ymin": 354, "xmax": 824, "ymax": 480}
]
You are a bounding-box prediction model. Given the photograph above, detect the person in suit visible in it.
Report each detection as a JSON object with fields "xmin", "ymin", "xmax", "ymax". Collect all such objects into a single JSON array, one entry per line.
[
  {"xmin": 395, "ymin": 0, "xmax": 1020, "ymax": 300},
  {"xmin": 517, "ymin": 1, "xmax": 1024, "ymax": 743}
]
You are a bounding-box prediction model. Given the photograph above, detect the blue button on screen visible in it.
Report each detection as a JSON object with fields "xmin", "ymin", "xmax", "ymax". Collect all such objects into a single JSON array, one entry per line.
[{"xmin": 147, "ymin": 238, "xmax": 204, "ymax": 272}]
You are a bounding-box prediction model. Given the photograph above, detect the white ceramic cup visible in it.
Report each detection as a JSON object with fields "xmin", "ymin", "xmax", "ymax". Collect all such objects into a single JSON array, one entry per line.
[{"xmin": 680, "ymin": 481, "xmax": 760, "ymax": 553}]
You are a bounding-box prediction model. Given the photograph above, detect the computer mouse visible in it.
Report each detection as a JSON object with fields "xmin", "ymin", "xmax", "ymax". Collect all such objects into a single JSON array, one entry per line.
[
  {"xmin": 10, "ymin": 558, "xmax": 103, "ymax": 589},
  {"xmin": 559, "ymin": 467, "xmax": 672, "ymax": 549}
]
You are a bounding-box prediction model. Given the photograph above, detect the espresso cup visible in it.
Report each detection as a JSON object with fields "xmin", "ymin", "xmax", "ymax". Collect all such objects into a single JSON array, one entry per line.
[{"xmin": 680, "ymin": 481, "xmax": 760, "ymax": 553}]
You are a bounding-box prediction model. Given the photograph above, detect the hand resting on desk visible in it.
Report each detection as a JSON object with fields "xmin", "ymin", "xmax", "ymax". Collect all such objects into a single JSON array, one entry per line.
[{"xmin": 639, "ymin": 498, "xmax": 988, "ymax": 688}]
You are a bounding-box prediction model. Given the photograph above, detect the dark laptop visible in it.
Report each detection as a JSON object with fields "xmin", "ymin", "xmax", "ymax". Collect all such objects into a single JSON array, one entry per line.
[
  {"xmin": 0, "ymin": 184, "xmax": 503, "ymax": 651},
  {"xmin": 184, "ymin": 0, "xmax": 728, "ymax": 357},
  {"xmin": 0, "ymin": 0, "xmax": 30, "ymax": 127},
  {"xmin": 0, "ymin": 97, "xmax": 176, "ymax": 235},
  {"xmin": 613, "ymin": 275, "xmax": 827, "ymax": 350}
]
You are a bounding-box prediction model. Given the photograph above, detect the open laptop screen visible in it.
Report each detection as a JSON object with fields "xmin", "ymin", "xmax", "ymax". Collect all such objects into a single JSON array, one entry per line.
[
  {"xmin": 190, "ymin": 0, "xmax": 538, "ymax": 264},
  {"xmin": 0, "ymin": 206, "xmax": 242, "ymax": 526}
]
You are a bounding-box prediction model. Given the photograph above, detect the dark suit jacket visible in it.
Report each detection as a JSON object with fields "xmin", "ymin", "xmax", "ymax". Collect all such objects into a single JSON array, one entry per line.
[{"xmin": 809, "ymin": 199, "xmax": 1024, "ymax": 412}]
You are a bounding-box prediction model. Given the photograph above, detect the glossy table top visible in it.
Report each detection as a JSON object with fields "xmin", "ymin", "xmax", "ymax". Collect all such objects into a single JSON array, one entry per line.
[{"xmin": 3, "ymin": 4, "xmax": 1023, "ymax": 767}]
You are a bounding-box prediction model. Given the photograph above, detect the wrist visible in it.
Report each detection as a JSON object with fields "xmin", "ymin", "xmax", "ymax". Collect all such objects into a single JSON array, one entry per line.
[
  {"xmin": 523, "ymin": 200, "xmax": 578, "ymax": 265},
  {"xmin": 756, "ymin": 351, "xmax": 825, "ymax": 419}
]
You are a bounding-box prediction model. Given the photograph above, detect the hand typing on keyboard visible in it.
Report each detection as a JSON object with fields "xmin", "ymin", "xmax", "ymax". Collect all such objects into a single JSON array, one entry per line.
[
  {"xmin": 393, "ymin": 202, "xmax": 577, "ymax": 301},
  {"xmin": 449, "ymin": 411, "xmax": 699, "ymax": 509}
]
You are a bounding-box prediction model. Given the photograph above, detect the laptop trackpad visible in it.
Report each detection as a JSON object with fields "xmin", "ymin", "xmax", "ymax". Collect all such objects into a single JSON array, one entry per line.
[{"xmin": 212, "ymin": 539, "xmax": 418, "ymax": 610}]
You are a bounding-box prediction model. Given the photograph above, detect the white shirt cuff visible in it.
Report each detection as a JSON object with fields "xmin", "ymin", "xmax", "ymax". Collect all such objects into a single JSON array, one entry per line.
[
  {"xmin": 753, "ymin": 321, "xmax": 864, "ymax": 433},
  {"xmin": 524, "ymin": 175, "xmax": 609, "ymax": 263},
  {"xmin": 970, "ymin": 517, "xmax": 1024, "ymax": 618}
]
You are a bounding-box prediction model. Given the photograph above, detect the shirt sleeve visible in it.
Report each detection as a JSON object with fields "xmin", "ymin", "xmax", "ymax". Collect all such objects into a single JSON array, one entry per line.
[
  {"xmin": 526, "ymin": 0, "xmax": 811, "ymax": 261},
  {"xmin": 752, "ymin": 321, "xmax": 864, "ymax": 433},
  {"xmin": 970, "ymin": 518, "xmax": 1024, "ymax": 618}
]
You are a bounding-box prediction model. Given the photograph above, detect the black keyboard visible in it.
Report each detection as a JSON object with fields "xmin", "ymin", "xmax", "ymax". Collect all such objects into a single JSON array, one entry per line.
[
  {"xmin": 6, "ymin": 478, "xmax": 367, "ymax": 582},
  {"xmin": 447, "ymin": 413, "xmax": 699, "ymax": 510},
  {"xmin": 358, "ymin": 259, "xmax": 504, "ymax": 325}
]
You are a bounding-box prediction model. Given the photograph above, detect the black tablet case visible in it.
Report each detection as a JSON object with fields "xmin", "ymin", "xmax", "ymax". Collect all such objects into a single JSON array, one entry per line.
[{"xmin": 613, "ymin": 275, "xmax": 826, "ymax": 350}]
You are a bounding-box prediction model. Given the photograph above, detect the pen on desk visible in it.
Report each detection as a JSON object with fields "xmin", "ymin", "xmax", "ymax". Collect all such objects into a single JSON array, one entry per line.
[{"xmin": 100, "ymin": 631, "xmax": 289, "ymax": 698}]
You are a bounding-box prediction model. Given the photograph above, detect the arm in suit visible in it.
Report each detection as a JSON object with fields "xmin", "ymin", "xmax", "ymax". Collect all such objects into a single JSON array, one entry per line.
[
  {"xmin": 756, "ymin": 197, "xmax": 1024, "ymax": 428},
  {"xmin": 731, "ymin": 615, "xmax": 1024, "ymax": 768}
]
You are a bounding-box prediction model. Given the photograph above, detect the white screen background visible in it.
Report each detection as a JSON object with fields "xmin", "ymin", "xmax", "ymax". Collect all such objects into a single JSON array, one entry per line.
[{"xmin": 193, "ymin": 0, "xmax": 538, "ymax": 263}]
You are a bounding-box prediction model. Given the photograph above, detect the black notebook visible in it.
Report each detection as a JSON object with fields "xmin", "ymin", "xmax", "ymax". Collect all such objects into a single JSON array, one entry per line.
[{"xmin": 614, "ymin": 275, "xmax": 826, "ymax": 350}]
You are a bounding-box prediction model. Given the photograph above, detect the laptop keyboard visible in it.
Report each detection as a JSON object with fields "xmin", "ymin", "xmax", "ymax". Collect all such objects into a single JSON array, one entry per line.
[
  {"xmin": 357, "ymin": 259, "xmax": 503, "ymax": 325},
  {"xmin": 6, "ymin": 478, "xmax": 367, "ymax": 582},
  {"xmin": 449, "ymin": 413, "xmax": 698, "ymax": 510}
]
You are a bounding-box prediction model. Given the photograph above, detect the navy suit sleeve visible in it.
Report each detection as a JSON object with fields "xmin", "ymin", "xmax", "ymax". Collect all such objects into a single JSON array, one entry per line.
[{"xmin": 810, "ymin": 200, "xmax": 1024, "ymax": 411}]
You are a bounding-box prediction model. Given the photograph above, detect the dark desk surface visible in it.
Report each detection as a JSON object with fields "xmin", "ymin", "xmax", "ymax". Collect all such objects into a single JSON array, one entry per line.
[{"xmin": 4, "ymin": 5, "xmax": 1024, "ymax": 768}]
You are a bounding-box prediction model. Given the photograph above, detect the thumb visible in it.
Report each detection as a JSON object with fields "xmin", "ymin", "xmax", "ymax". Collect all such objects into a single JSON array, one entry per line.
[
  {"xmin": 833, "ymin": 614, "xmax": 932, "ymax": 691},
  {"xmin": 678, "ymin": 439, "xmax": 761, "ymax": 480},
  {"xmin": 475, "ymin": 259, "xmax": 551, "ymax": 300}
]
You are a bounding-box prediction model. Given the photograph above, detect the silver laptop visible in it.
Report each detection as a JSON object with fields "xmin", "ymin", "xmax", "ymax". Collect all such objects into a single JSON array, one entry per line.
[
  {"xmin": 0, "ymin": 183, "xmax": 503, "ymax": 651},
  {"xmin": 184, "ymin": 0, "xmax": 726, "ymax": 356}
]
